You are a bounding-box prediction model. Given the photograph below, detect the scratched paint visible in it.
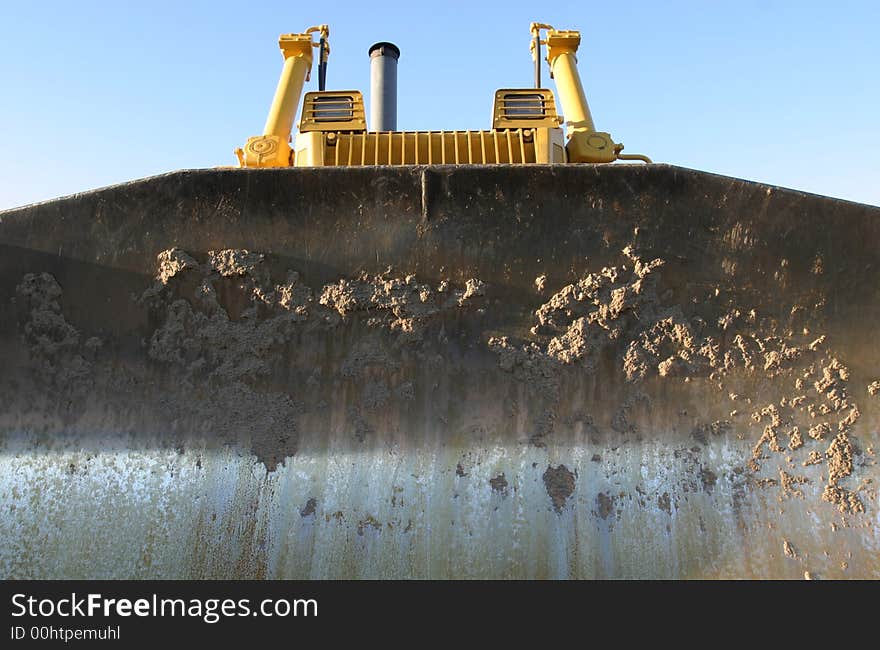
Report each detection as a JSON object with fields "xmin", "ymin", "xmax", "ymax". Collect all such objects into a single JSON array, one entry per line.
[{"xmin": 2, "ymin": 424, "xmax": 876, "ymax": 579}]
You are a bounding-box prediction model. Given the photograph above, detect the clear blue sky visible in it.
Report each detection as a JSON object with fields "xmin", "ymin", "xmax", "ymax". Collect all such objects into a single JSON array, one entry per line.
[{"xmin": 1, "ymin": 0, "xmax": 878, "ymax": 209}]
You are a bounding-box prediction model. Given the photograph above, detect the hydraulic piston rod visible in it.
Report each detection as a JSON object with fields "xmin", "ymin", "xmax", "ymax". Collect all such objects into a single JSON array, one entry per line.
[
  {"xmin": 263, "ymin": 34, "xmax": 315, "ymax": 138},
  {"xmin": 236, "ymin": 27, "xmax": 326, "ymax": 168},
  {"xmin": 544, "ymin": 28, "xmax": 618, "ymax": 163}
]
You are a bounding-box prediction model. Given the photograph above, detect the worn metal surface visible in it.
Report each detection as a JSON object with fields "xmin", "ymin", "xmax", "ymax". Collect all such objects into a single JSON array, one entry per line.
[{"xmin": 0, "ymin": 164, "xmax": 878, "ymax": 578}]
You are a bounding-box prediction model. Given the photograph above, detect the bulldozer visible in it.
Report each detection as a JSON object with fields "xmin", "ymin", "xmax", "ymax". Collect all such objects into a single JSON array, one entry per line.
[
  {"xmin": 234, "ymin": 23, "xmax": 651, "ymax": 168},
  {"xmin": 0, "ymin": 23, "xmax": 877, "ymax": 579}
]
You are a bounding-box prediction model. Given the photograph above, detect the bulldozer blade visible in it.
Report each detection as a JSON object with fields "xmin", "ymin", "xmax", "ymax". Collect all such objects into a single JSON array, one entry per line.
[{"xmin": 1, "ymin": 164, "xmax": 878, "ymax": 579}]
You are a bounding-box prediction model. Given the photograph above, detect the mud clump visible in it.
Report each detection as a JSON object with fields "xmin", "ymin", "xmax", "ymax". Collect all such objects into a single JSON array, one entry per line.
[
  {"xmin": 542, "ymin": 465, "xmax": 577, "ymax": 513},
  {"xmin": 10, "ymin": 238, "xmax": 874, "ymax": 530},
  {"xmin": 491, "ymin": 245, "xmax": 815, "ymax": 388},
  {"xmin": 489, "ymin": 244, "xmax": 871, "ymax": 517},
  {"xmin": 486, "ymin": 336, "xmax": 559, "ymax": 397},
  {"xmin": 488, "ymin": 247, "xmax": 683, "ymax": 388},
  {"xmin": 154, "ymin": 248, "xmax": 199, "ymax": 286},
  {"xmin": 699, "ymin": 467, "xmax": 718, "ymax": 493},
  {"xmin": 787, "ymin": 427, "xmax": 804, "ymax": 450},
  {"xmin": 533, "ymin": 246, "xmax": 665, "ymax": 371},
  {"xmin": 356, "ymin": 515, "xmax": 383, "ymax": 536},
  {"xmin": 822, "ymin": 485, "xmax": 864, "ymax": 514},
  {"xmin": 489, "ymin": 474, "xmax": 509, "ymax": 495},
  {"xmin": 596, "ymin": 492, "xmax": 616, "ymax": 520},
  {"xmin": 147, "ymin": 251, "xmax": 487, "ymax": 379},
  {"xmin": 808, "ymin": 422, "xmax": 831, "ymax": 441},
  {"xmin": 779, "ymin": 469, "xmax": 809, "ymax": 499},
  {"xmin": 822, "ymin": 432, "xmax": 864, "ymax": 513},
  {"xmin": 657, "ymin": 492, "xmax": 672, "ymax": 515},
  {"xmin": 460, "ymin": 278, "xmax": 486, "ymax": 304},
  {"xmin": 803, "ymin": 451, "xmax": 824, "ymax": 467},
  {"xmin": 143, "ymin": 248, "xmax": 314, "ymax": 383},
  {"xmin": 534, "ymin": 274, "xmax": 547, "ymax": 293},
  {"xmin": 15, "ymin": 272, "xmax": 101, "ymax": 392},
  {"xmin": 623, "ymin": 315, "xmax": 705, "ymax": 382},
  {"xmin": 742, "ymin": 350, "xmax": 868, "ymax": 515},
  {"xmin": 140, "ymin": 249, "xmax": 317, "ymax": 469},
  {"xmin": 826, "ymin": 432, "xmax": 855, "ymax": 486},
  {"xmin": 300, "ymin": 498, "xmax": 317, "ymax": 518},
  {"xmin": 319, "ymin": 269, "xmax": 486, "ymax": 342},
  {"xmin": 139, "ymin": 249, "xmax": 491, "ymax": 469},
  {"xmin": 208, "ymin": 249, "xmax": 266, "ymax": 278}
]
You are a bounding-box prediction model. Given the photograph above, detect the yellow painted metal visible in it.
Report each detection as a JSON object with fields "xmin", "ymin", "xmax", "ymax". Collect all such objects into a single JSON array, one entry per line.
[
  {"xmin": 235, "ymin": 22, "xmax": 649, "ymax": 168},
  {"xmin": 492, "ymin": 89, "xmax": 562, "ymax": 130},
  {"xmin": 263, "ymin": 34, "xmax": 315, "ymax": 137},
  {"xmin": 545, "ymin": 28, "xmax": 617, "ymax": 163},
  {"xmin": 539, "ymin": 25, "xmax": 651, "ymax": 164},
  {"xmin": 299, "ymin": 91, "xmax": 367, "ymax": 133},
  {"xmin": 293, "ymin": 128, "xmax": 563, "ymax": 166},
  {"xmin": 237, "ymin": 29, "xmax": 321, "ymax": 168},
  {"xmin": 535, "ymin": 126, "xmax": 567, "ymax": 163},
  {"xmin": 237, "ymin": 134, "xmax": 291, "ymax": 167},
  {"xmin": 293, "ymin": 132, "xmax": 326, "ymax": 166},
  {"xmin": 545, "ymin": 31, "xmax": 594, "ymax": 131}
]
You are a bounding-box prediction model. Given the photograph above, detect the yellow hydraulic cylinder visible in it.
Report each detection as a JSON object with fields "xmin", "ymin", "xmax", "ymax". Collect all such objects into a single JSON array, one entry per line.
[
  {"xmin": 546, "ymin": 33, "xmax": 595, "ymax": 133},
  {"xmin": 263, "ymin": 34, "xmax": 314, "ymax": 138},
  {"xmin": 236, "ymin": 31, "xmax": 316, "ymax": 168},
  {"xmin": 545, "ymin": 29, "xmax": 619, "ymax": 163}
]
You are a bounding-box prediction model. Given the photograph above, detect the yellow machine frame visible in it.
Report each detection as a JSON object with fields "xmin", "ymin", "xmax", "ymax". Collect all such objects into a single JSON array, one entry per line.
[{"xmin": 236, "ymin": 23, "xmax": 650, "ymax": 168}]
